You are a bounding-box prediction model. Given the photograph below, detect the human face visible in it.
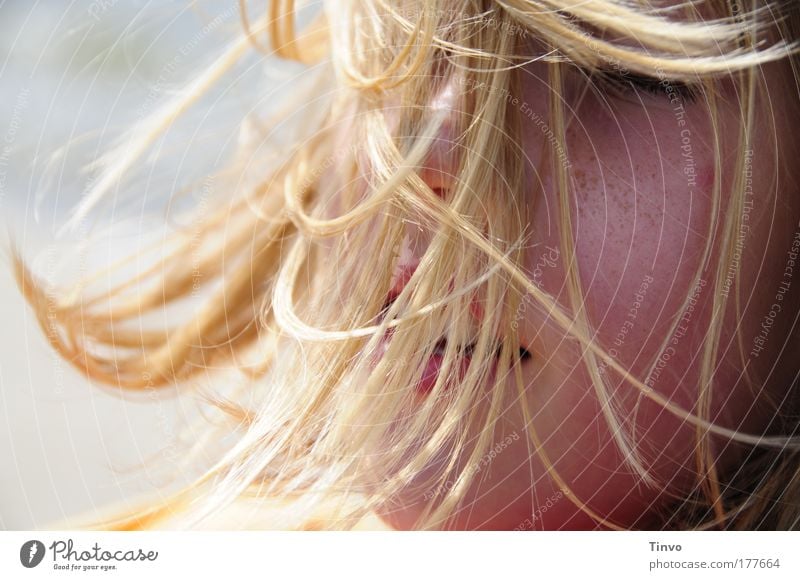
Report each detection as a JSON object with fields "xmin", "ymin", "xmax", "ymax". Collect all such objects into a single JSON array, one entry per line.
[{"xmin": 374, "ymin": 32, "xmax": 800, "ymax": 530}]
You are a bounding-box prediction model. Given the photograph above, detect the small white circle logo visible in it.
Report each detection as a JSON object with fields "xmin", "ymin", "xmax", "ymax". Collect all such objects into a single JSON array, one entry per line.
[{"xmin": 20, "ymin": 540, "xmax": 46, "ymax": 568}]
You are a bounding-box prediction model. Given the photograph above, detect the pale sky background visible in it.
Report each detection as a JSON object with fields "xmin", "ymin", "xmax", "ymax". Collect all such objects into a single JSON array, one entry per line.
[{"xmin": 0, "ymin": 0, "xmax": 290, "ymax": 529}]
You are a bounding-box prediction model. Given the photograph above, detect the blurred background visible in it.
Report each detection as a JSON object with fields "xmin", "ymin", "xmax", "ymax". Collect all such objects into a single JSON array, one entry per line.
[{"xmin": 0, "ymin": 0, "xmax": 301, "ymax": 529}]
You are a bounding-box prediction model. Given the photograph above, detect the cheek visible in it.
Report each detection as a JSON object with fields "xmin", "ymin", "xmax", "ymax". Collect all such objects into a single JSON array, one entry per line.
[
  {"xmin": 565, "ymin": 99, "xmax": 715, "ymax": 397},
  {"xmin": 524, "ymin": 95, "xmax": 718, "ymax": 395},
  {"xmin": 513, "ymin": 94, "xmax": 747, "ymax": 519}
]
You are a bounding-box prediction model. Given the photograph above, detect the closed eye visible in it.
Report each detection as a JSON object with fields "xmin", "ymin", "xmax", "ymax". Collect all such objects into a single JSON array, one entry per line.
[{"xmin": 587, "ymin": 68, "xmax": 700, "ymax": 104}]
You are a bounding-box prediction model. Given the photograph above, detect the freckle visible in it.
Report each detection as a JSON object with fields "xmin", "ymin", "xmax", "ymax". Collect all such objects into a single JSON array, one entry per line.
[{"xmin": 574, "ymin": 168, "xmax": 586, "ymax": 187}]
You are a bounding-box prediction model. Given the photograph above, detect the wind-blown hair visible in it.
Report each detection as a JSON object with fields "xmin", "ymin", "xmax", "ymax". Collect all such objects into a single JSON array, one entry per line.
[{"xmin": 11, "ymin": 0, "xmax": 800, "ymax": 530}]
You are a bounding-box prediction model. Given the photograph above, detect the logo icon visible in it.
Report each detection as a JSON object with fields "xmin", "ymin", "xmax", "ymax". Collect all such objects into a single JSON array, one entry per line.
[{"xmin": 20, "ymin": 540, "xmax": 45, "ymax": 568}]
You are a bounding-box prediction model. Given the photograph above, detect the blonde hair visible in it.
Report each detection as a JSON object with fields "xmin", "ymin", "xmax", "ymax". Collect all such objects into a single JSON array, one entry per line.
[{"xmin": 11, "ymin": 0, "xmax": 800, "ymax": 530}]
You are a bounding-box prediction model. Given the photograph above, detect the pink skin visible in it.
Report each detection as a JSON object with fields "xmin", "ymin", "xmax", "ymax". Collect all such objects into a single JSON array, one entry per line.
[{"xmin": 371, "ymin": 49, "xmax": 800, "ymax": 529}]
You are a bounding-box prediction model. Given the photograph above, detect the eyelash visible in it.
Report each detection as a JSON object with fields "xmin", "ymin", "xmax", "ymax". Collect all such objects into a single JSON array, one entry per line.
[{"xmin": 591, "ymin": 70, "xmax": 700, "ymax": 104}]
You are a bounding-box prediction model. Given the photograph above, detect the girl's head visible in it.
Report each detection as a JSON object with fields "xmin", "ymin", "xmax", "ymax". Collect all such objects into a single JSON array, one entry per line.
[{"xmin": 13, "ymin": 0, "xmax": 800, "ymax": 530}]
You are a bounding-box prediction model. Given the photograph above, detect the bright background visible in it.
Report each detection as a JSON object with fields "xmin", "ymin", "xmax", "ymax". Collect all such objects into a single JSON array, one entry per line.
[{"xmin": 0, "ymin": 0, "xmax": 285, "ymax": 529}]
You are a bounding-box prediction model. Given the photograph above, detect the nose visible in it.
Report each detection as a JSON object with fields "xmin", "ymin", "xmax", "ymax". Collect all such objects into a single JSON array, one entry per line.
[
  {"xmin": 383, "ymin": 80, "xmax": 532, "ymax": 358},
  {"xmin": 389, "ymin": 82, "xmax": 460, "ymax": 270},
  {"xmin": 417, "ymin": 80, "xmax": 461, "ymax": 201},
  {"xmin": 387, "ymin": 79, "xmax": 484, "ymax": 311}
]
